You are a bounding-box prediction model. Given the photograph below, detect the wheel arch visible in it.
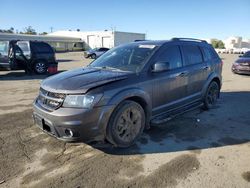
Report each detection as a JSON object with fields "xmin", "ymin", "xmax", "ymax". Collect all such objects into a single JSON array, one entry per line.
[
  {"xmin": 202, "ymin": 73, "xmax": 222, "ymax": 99},
  {"xmin": 32, "ymin": 58, "xmax": 48, "ymax": 66},
  {"xmin": 107, "ymin": 88, "xmax": 152, "ymax": 129}
]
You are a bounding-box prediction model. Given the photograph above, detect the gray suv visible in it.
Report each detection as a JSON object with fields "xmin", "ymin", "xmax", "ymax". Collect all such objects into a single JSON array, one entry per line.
[{"xmin": 33, "ymin": 38, "xmax": 222, "ymax": 147}]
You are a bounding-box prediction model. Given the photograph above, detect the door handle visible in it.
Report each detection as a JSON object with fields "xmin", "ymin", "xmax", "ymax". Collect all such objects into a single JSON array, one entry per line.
[
  {"xmin": 203, "ymin": 66, "xmax": 209, "ymax": 70},
  {"xmin": 177, "ymin": 71, "xmax": 188, "ymax": 77}
]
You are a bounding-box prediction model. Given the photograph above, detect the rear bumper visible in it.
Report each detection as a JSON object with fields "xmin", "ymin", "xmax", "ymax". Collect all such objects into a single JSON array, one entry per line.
[{"xmin": 33, "ymin": 101, "xmax": 115, "ymax": 142}]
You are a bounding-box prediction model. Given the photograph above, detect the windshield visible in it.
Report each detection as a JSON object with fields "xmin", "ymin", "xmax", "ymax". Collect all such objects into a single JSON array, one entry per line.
[
  {"xmin": 89, "ymin": 43, "xmax": 157, "ymax": 72},
  {"xmin": 243, "ymin": 51, "xmax": 250, "ymax": 57},
  {"xmin": 0, "ymin": 41, "xmax": 9, "ymax": 55}
]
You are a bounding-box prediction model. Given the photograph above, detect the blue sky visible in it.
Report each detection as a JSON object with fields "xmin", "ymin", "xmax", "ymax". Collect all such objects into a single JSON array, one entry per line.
[{"xmin": 1, "ymin": 0, "xmax": 249, "ymax": 40}]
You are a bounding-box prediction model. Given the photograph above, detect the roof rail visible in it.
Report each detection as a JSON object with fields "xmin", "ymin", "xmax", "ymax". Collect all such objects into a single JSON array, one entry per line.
[
  {"xmin": 171, "ymin": 38, "xmax": 207, "ymax": 43},
  {"xmin": 134, "ymin": 40, "xmax": 149, "ymax": 42}
]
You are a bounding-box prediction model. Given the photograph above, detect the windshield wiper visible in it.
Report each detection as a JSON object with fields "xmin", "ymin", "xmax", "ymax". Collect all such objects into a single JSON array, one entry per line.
[
  {"xmin": 89, "ymin": 66, "xmax": 132, "ymax": 72},
  {"xmin": 100, "ymin": 66, "xmax": 122, "ymax": 71}
]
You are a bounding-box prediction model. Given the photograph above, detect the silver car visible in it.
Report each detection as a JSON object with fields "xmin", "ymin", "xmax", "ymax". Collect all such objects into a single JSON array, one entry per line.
[{"xmin": 84, "ymin": 47, "xmax": 109, "ymax": 59}]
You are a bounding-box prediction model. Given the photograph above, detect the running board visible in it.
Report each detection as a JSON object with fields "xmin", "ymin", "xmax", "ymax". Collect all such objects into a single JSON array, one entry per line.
[{"xmin": 151, "ymin": 102, "xmax": 203, "ymax": 125}]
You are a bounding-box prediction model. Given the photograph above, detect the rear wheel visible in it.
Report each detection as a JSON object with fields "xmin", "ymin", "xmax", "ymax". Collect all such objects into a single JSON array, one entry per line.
[
  {"xmin": 203, "ymin": 81, "xmax": 220, "ymax": 110},
  {"xmin": 34, "ymin": 61, "xmax": 47, "ymax": 74},
  {"xmin": 106, "ymin": 100, "xmax": 145, "ymax": 148}
]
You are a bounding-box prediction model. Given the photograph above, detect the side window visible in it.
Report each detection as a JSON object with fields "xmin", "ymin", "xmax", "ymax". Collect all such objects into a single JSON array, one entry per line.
[
  {"xmin": 203, "ymin": 47, "xmax": 212, "ymax": 61},
  {"xmin": 244, "ymin": 51, "xmax": 250, "ymax": 57},
  {"xmin": 0, "ymin": 41, "xmax": 9, "ymax": 55},
  {"xmin": 156, "ymin": 45, "xmax": 182, "ymax": 69},
  {"xmin": 33, "ymin": 43, "xmax": 53, "ymax": 53},
  {"xmin": 182, "ymin": 45, "xmax": 203, "ymax": 66},
  {"xmin": 209, "ymin": 47, "xmax": 219, "ymax": 59},
  {"xmin": 17, "ymin": 42, "xmax": 30, "ymax": 53}
]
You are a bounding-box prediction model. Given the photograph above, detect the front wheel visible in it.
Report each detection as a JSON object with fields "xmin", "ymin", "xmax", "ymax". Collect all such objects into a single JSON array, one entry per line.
[
  {"xmin": 106, "ymin": 100, "xmax": 145, "ymax": 148},
  {"xmin": 203, "ymin": 81, "xmax": 220, "ymax": 110},
  {"xmin": 91, "ymin": 54, "xmax": 96, "ymax": 59}
]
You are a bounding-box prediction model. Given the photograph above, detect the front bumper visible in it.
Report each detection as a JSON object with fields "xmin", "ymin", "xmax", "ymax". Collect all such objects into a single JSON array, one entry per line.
[{"xmin": 33, "ymin": 101, "xmax": 115, "ymax": 142}]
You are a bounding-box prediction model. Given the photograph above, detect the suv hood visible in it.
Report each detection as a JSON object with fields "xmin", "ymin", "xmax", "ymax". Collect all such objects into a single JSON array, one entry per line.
[{"xmin": 41, "ymin": 67, "xmax": 131, "ymax": 94}]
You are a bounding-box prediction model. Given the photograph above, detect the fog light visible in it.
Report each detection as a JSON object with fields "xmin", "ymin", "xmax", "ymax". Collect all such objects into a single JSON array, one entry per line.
[{"xmin": 65, "ymin": 129, "xmax": 73, "ymax": 137}]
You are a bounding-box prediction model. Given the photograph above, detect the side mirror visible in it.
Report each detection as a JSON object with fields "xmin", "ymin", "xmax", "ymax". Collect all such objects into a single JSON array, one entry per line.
[{"xmin": 152, "ymin": 61, "xmax": 170, "ymax": 73}]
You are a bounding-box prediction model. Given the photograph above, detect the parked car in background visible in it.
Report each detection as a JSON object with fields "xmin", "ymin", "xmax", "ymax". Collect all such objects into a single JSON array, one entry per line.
[
  {"xmin": 232, "ymin": 51, "xmax": 250, "ymax": 75},
  {"xmin": 84, "ymin": 47, "xmax": 109, "ymax": 59},
  {"xmin": 216, "ymin": 48, "xmax": 227, "ymax": 54},
  {"xmin": 0, "ymin": 40, "xmax": 57, "ymax": 74},
  {"xmin": 232, "ymin": 48, "xmax": 242, "ymax": 54},
  {"xmin": 241, "ymin": 48, "xmax": 250, "ymax": 54},
  {"xmin": 33, "ymin": 38, "xmax": 222, "ymax": 148}
]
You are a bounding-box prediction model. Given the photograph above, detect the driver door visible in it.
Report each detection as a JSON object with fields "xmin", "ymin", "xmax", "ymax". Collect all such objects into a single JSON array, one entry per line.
[{"xmin": 151, "ymin": 44, "xmax": 188, "ymax": 115}]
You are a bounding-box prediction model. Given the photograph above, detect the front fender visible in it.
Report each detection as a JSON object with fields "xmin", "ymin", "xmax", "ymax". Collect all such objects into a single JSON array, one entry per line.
[{"xmin": 107, "ymin": 87, "xmax": 152, "ymax": 128}]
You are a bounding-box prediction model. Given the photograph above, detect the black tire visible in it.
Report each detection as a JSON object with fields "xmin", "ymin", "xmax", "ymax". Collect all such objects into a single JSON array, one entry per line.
[
  {"xmin": 106, "ymin": 100, "xmax": 145, "ymax": 148},
  {"xmin": 34, "ymin": 61, "xmax": 47, "ymax": 74},
  {"xmin": 203, "ymin": 81, "xmax": 220, "ymax": 110},
  {"xmin": 91, "ymin": 53, "xmax": 96, "ymax": 59}
]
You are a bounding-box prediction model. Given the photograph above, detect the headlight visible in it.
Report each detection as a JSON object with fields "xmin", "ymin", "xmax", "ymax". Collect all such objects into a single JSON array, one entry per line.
[{"xmin": 63, "ymin": 94, "xmax": 101, "ymax": 108}]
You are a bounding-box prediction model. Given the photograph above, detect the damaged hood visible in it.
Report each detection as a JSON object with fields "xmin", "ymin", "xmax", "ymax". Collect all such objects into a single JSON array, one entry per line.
[{"xmin": 41, "ymin": 67, "xmax": 131, "ymax": 94}]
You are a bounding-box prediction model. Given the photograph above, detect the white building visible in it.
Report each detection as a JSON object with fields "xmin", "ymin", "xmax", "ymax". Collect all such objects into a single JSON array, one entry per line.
[
  {"xmin": 223, "ymin": 36, "xmax": 250, "ymax": 49},
  {"xmin": 48, "ymin": 30, "xmax": 146, "ymax": 49}
]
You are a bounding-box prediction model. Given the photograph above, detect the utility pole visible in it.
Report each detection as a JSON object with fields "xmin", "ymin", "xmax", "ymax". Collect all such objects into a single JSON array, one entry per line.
[{"xmin": 50, "ymin": 27, "xmax": 53, "ymax": 33}]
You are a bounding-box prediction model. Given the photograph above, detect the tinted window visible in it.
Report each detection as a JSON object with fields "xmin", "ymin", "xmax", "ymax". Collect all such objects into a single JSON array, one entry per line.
[
  {"xmin": 33, "ymin": 42, "xmax": 53, "ymax": 53},
  {"xmin": 74, "ymin": 43, "xmax": 83, "ymax": 48},
  {"xmin": 209, "ymin": 47, "xmax": 219, "ymax": 59},
  {"xmin": 17, "ymin": 42, "xmax": 30, "ymax": 52},
  {"xmin": 202, "ymin": 47, "xmax": 212, "ymax": 61},
  {"xmin": 155, "ymin": 45, "xmax": 182, "ymax": 69},
  {"xmin": 182, "ymin": 45, "xmax": 203, "ymax": 65},
  {"xmin": 98, "ymin": 48, "xmax": 108, "ymax": 51},
  {"xmin": 243, "ymin": 51, "xmax": 250, "ymax": 57}
]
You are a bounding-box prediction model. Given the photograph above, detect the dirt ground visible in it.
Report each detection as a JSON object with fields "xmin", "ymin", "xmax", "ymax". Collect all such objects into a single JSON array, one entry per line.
[{"xmin": 0, "ymin": 52, "xmax": 249, "ymax": 188}]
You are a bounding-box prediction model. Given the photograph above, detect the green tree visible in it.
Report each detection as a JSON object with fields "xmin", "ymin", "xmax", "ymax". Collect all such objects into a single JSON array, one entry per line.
[
  {"xmin": 23, "ymin": 26, "xmax": 37, "ymax": 35},
  {"xmin": 0, "ymin": 27, "xmax": 15, "ymax": 33},
  {"xmin": 211, "ymin": 39, "xmax": 225, "ymax": 49},
  {"xmin": 39, "ymin": 32, "xmax": 48, "ymax": 35}
]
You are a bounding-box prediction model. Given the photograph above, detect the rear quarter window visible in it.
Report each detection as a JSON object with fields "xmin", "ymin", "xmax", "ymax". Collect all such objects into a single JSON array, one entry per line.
[
  {"xmin": 182, "ymin": 45, "xmax": 203, "ymax": 66},
  {"xmin": 209, "ymin": 46, "xmax": 220, "ymax": 59},
  {"xmin": 32, "ymin": 42, "xmax": 53, "ymax": 53},
  {"xmin": 202, "ymin": 47, "xmax": 212, "ymax": 61}
]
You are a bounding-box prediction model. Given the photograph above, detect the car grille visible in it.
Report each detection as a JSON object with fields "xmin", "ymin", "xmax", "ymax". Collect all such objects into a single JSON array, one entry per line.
[{"xmin": 37, "ymin": 88, "xmax": 66, "ymax": 111}]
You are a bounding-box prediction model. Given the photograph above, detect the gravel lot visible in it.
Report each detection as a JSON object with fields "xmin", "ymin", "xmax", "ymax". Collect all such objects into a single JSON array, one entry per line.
[{"xmin": 0, "ymin": 52, "xmax": 249, "ymax": 188}]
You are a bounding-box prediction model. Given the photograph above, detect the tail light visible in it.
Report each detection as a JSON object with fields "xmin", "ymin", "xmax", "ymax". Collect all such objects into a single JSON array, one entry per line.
[{"xmin": 220, "ymin": 60, "xmax": 224, "ymax": 67}]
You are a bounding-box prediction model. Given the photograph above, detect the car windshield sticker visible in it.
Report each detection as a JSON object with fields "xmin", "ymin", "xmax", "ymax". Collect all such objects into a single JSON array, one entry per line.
[{"xmin": 139, "ymin": 45, "xmax": 156, "ymax": 49}]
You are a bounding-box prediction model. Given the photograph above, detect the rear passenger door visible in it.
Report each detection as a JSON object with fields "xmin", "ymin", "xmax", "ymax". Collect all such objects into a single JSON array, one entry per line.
[
  {"xmin": 152, "ymin": 44, "xmax": 188, "ymax": 115},
  {"xmin": 181, "ymin": 44, "xmax": 209, "ymax": 100}
]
